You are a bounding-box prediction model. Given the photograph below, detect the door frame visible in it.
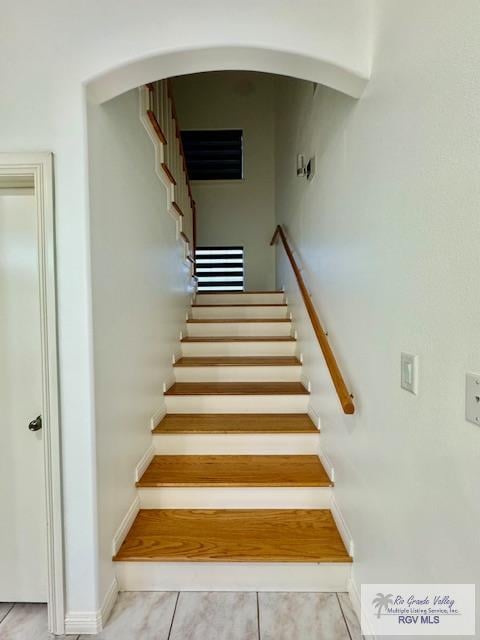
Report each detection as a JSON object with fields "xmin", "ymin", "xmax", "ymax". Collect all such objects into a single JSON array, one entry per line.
[{"xmin": 0, "ymin": 153, "xmax": 64, "ymax": 634}]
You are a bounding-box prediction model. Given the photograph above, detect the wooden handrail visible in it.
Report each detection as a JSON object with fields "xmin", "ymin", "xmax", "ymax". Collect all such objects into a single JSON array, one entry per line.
[{"xmin": 271, "ymin": 225, "xmax": 355, "ymax": 415}]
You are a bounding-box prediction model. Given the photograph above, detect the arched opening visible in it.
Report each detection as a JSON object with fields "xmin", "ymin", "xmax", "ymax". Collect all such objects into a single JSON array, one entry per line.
[
  {"xmin": 86, "ymin": 47, "xmax": 365, "ymax": 610},
  {"xmin": 86, "ymin": 44, "xmax": 369, "ymax": 103}
]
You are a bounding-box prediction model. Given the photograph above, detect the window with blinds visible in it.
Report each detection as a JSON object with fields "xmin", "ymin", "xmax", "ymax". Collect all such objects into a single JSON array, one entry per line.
[
  {"xmin": 195, "ymin": 247, "xmax": 244, "ymax": 291},
  {"xmin": 181, "ymin": 130, "xmax": 243, "ymax": 181}
]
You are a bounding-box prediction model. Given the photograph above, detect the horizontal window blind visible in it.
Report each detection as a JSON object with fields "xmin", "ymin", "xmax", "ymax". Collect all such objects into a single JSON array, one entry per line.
[
  {"xmin": 181, "ymin": 130, "xmax": 243, "ymax": 181},
  {"xmin": 195, "ymin": 246, "xmax": 244, "ymax": 291}
]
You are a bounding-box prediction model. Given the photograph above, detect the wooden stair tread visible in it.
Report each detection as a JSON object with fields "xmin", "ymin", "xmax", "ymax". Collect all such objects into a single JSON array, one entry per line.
[
  {"xmin": 192, "ymin": 304, "xmax": 288, "ymax": 308},
  {"xmin": 114, "ymin": 509, "xmax": 351, "ymax": 563},
  {"xmin": 153, "ymin": 413, "xmax": 317, "ymax": 434},
  {"xmin": 181, "ymin": 336, "xmax": 296, "ymax": 343},
  {"xmin": 187, "ymin": 318, "xmax": 291, "ymax": 323},
  {"xmin": 174, "ymin": 356, "xmax": 301, "ymax": 367},
  {"xmin": 196, "ymin": 291, "xmax": 283, "ymax": 295},
  {"xmin": 138, "ymin": 455, "xmax": 331, "ymax": 487},
  {"xmin": 165, "ymin": 382, "xmax": 310, "ymax": 396}
]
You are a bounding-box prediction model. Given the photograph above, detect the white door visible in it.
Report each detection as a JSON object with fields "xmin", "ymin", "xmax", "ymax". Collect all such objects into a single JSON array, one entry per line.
[{"xmin": 0, "ymin": 189, "xmax": 47, "ymax": 601}]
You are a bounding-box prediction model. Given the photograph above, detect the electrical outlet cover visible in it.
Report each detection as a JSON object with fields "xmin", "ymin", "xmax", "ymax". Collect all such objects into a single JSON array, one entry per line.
[{"xmin": 466, "ymin": 373, "xmax": 480, "ymax": 426}]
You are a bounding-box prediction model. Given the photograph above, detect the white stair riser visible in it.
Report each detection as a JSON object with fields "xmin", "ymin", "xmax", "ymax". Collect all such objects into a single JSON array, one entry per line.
[
  {"xmin": 165, "ymin": 395, "xmax": 309, "ymax": 413},
  {"xmin": 195, "ymin": 293, "xmax": 285, "ymax": 305},
  {"xmin": 191, "ymin": 306, "xmax": 289, "ymax": 319},
  {"xmin": 153, "ymin": 433, "xmax": 320, "ymax": 455},
  {"xmin": 174, "ymin": 365, "xmax": 302, "ymax": 383},
  {"xmin": 116, "ymin": 562, "xmax": 351, "ymax": 592},
  {"xmin": 181, "ymin": 341, "xmax": 297, "ymax": 357},
  {"xmin": 187, "ymin": 322, "xmax": 292, "ymax": 337},
  {"xmin": 138, "ymin": 486, "xmax": 332, "ymax": 509}
]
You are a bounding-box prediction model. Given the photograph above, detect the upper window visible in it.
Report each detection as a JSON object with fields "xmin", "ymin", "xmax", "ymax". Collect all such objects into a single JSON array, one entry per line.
[{"xmin": 181, "ymin": 129, "xmax": 243, "ymax": 181}]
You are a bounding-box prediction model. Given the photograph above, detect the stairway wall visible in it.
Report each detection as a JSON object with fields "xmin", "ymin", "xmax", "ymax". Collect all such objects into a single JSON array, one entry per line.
[
  {"xmin": 87, "ymin": 88, "xmax": 192, "ymax": 600},
  {"xmin": 274, "ymin": 0, "xmax": 480, "ymax": 617},
  {"xmin": 173, "ymin": 72, "xmax": 276, "ymax": 290}
]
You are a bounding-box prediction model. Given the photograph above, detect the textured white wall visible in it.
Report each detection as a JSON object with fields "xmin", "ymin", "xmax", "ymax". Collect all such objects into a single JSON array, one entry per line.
[
  {"xmin": 173, "ymin": 72, "xmax": 276, "ymax": 291},
  {"xmin": 87, "ymin": 0, "xmax": 371, "ymax": 101},
  {"xmin": 87, "ymin": 89, "xmax": 191, "ymax": 600},
  {"xmin": 275, "ymin": 0, "xmax": 480, "ymax": 619},
  {"xmin": 0, "ymin": 0, "xmax": 371, "ymax": 615}
]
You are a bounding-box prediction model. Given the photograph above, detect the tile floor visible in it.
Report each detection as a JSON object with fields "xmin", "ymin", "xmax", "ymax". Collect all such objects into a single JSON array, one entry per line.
[{"xmin": 0, "ymin": 591, "xmax": 362, "ymax": 639}]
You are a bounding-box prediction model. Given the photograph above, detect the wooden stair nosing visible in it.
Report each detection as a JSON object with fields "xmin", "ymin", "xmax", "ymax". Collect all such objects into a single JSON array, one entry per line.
[
  {"xmin": 196, "ymin": 291, "xmax": 284, "ymax": 295},
  {"xmin": 113, "ymin": 509, "xmax": 352, "ymax": 563},
  {"xmin": 186, "ymin": 318, "xmax": 292, "ymax": 323},
  {"xmin": 164, "ymin": 382, "xmax": 310, "ymax": 396},
  {"xmin": 153, "ymin": 413, "xmax": 318, "ymax": 434},
  {"xmin": 191, "ymin": 304, "xmax": 288, "ymax": 308},
  {"xmin": 173, "ymin": 356, "xmax": 301, "ymax": 367},
  {"xmin": 180, "ymin": 336, "xmax": 296, "ymax": 343}
]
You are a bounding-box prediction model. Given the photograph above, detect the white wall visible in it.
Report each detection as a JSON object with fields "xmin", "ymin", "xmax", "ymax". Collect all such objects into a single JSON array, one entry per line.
[
  {"xmin": 173, "ymin": 72, "xmax": 276, "ymax": 290},
  {"xmin": 87, "ymin": 1, "xmax": 371, "ymax": 102},
  {"xmin": 87, "ymin": 89, "xmax": 191, "ymax": 600},
  {"xmin": 274, "ymin": 0, "xmax": 480, "ymax": 623},
  {"xmin": 0, "ymin": 0, "xmax": 371, "ymax": 617}
]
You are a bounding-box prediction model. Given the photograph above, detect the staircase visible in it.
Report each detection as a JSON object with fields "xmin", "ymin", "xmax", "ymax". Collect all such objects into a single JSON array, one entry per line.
[{"xmin": 114, "ymin": 290, "xmax": 352, "ymax": 591}]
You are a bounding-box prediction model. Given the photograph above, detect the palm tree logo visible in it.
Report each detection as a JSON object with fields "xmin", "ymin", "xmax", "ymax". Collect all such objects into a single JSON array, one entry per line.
[{"xmin": 372, "ymin": 593, "xmax": 394, "ymax": 618}]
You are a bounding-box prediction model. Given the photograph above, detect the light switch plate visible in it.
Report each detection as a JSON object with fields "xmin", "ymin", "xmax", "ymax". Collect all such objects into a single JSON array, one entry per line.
[
  {"xmin": 466, "ymin": 373, "xmax": 480, "ymax": 426},
  {"xmin": 401, "ymin": 352, "xmax": 418, "ymax": 394}
]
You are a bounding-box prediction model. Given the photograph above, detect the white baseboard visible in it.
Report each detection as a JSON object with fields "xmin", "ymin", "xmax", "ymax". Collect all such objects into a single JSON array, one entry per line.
[
  {"xmin": 135, "ymin": 444, "xmax": 155, "ymax": 482},
  {"xmin": 65, "ymin": 577, "xmax": 118, "ymax": 635},
  {"xmin": 307, "ymin": 403, "xmax": 321, "ymax": 430},
  {"xmin": 318, "ymin": 447, "xmax": 334, "ymax": 483},
  {"xmin": 349, "ymin": 574, "xmax": 376, "ymax": 639},
  {"xmin": 65, "ymin": 611, "xmax": 102, "ymax": 635},
  {"xmin": 100, "ymin": 577, "xmax": 119, "ymax": 631},
  {"xmin": 348, "ymin": 575, "xmax": 361, "ymax": 620},
  {"xmin": 307, "ymin": 404, "xmax": 333, "ymax": 481},
  {"xmin": 300, "ymin": 374, "xmax": 311, "ymax": 392},
  {"xmin": 150, "ymin": 406, "xmax": 166, "ymax": 431},
  {"xmin": 162, "ymin": 373, "xmax": 176, "ymax": 394},
  {"xmin": 112, "ymin": 496, "xmax": 140, "ymax": 556},
  {"xmin": 330, "ymin": 494, "xmax": 354, "ymax": 558}
]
